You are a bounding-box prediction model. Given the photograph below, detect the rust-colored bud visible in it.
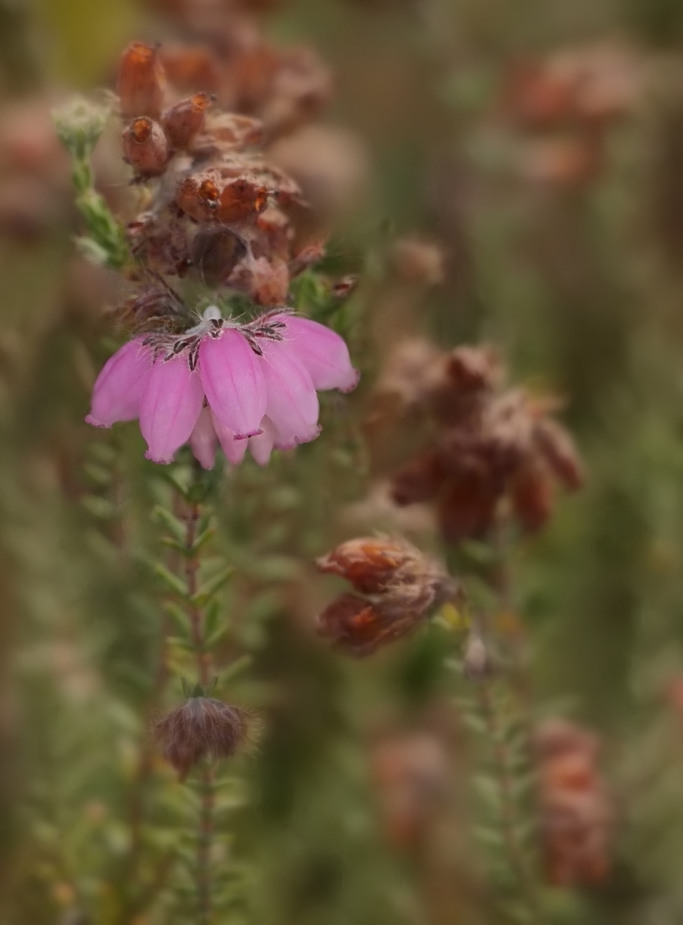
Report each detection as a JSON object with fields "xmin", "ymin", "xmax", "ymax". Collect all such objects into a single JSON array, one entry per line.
[
  {"xmin": 117, "ymin": 41, "xmax": 166, "ymax": 121},
  {"xmin": 162, "ymin": 92, "xmax": 213, "ymax": 150},
  {"xmin": 122, "ymin": 117, "xmax": 169, "ymax": 177},
  {"xmin": 217, "ymin": 178, "xmax": 269, "ymax": 224},
  {"xmin": 155, "ymin": 697, "xmax": 252, "ymax": 781},
  {"xmin": 175, "ymin": 176, "xmax": 219, "ymax": 222}
]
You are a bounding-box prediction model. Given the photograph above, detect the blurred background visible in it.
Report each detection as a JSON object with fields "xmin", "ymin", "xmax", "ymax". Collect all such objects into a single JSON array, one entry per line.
[{"xmin": 4, "ymin": 0, "xmax": 683, "ymax": 922}]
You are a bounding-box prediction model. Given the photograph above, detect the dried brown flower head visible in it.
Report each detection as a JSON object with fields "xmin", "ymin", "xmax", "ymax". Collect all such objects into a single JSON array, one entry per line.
[
  {"xmin": 108, "ymin": 37, "xmax": 332, "ymax": 312},
  {"xmin": 534, "ymin": 719, "xmax": 613, "ymax": 886},
  {"xmin": 316, "ymin": 536, "xmax": 460, "ymax": 657},
  {"xmin": 155, "ymin": 697, "xmax": 251, "ymax": 780},
  {"xmin": 385, "ymin": 344, "xmax": 584, "ymax": 542}
]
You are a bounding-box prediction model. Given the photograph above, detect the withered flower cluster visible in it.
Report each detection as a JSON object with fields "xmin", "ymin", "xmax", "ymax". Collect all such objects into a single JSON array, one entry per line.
[
  {"xmin": 155, "ymin": 697, "xmax": 252, "ymax": 780},
  {"xmin": 140, "ymin": 0, "xmax": 332, "ymax": 138},
  {"xmin": 500, "ymin": 42, "xmax": 642, "ymax": 187},
  {"xmin": 384, "ymin": 344, "xmax": 583, "ymax": 542},
  {"xmin": 116, "ymin": 39, "xmax": 323, "ymax": 319},
  {"xmin": 316, "ymin": 536, "xmax": 460, "ymax": 657},
  {"xmin": 534, "ymin": 719, "xmax": 613, "ymax": 887}
]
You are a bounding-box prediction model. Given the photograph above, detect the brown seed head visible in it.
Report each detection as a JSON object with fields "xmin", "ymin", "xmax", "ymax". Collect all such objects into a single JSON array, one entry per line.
[
  {"xmin": 117, "ymin": 42, "xmax": 167, "ymax": 121},
  {"xmin": 155, "ymin": 697, "xmax": 251, "ymax": 780}
]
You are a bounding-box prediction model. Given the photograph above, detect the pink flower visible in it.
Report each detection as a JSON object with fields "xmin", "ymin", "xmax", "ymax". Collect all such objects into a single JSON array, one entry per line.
[{"xmin": 86, "ymin": 308, "xmax": 358, "ymax": 467}]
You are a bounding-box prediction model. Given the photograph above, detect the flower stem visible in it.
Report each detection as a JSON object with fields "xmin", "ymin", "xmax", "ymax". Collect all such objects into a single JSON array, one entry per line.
[
  {"xmin": 181, "ymin": 491, "xmax": 215, "ymax": 922},
  {"xmin": 476, "ymin": 679, "xmax": 536, "ymax": 918},
  {"xmin": 184, "ymin": 498, "xmax": 211, "ymax": 688}
]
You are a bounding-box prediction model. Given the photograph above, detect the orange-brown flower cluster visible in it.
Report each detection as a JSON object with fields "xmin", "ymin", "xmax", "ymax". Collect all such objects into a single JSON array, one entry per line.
[
  {"xmin": 500, "ymin": 42, "xmax": 643, "ymax": 187},
  {"xmin": 155, "ymin": 696, "xmax": 252, "ymax": 780},
  {"xmin": 534, "ymin": 719, "xmax": 613, "ymax": 887},
  {"xmin": 116, "ymin": 40, "xmax": 323, "ymax": 310},
  {"xmin": 316, "ymin": 536, "xmax": 460, "ymax": 656},
  {"xmin": 384, "ymin": 344, "xmax": 583, "ymax": 542},
  {"xmin": 140, "ymin": 1, "xmax": 332, "ymax": 138}
]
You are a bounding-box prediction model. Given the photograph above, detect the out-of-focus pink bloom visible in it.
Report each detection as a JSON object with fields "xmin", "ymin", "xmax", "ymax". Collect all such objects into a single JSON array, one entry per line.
[{"xmin": 86, "ymin": 308, "xmax": 358, "ymax": 466}]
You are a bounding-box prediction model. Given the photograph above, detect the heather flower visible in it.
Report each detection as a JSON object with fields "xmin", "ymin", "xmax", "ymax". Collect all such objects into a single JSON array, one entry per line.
[
  {"xmin": 155, "ymin": 697, "xmax": 251, "ymax": 780},
  {"xmin": 86, "ymin": 307, "xmax": 358, "ymax": 466}
]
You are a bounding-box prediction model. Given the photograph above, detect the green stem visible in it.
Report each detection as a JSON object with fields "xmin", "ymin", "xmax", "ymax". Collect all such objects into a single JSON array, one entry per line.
[{"xmin": 181, "ymin": 492, "xmax": 215, "ymax": 923}]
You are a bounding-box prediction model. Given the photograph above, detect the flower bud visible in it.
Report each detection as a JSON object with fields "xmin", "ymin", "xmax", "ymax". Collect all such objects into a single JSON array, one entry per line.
[
  {"xmin": 175, "ymin": 175, "xmax": 219, "ymax": 222},
  {"xmin": 217, "ymin": 178, "xmax": 269, "ymax": 224},
  {"xmin": 155, "ymin": 697, "xmax": 251, "ymax": 780},
  {"xmin": 162, "ymin": 92, "xmax": 213, "ymax": 150},
  {"xmin": 117, "ymin": 41, "xmax": 166, "ymax": 121},
  {"xmin": 122, "ymin": 117, "xmax": 169, "ymax": 177}
]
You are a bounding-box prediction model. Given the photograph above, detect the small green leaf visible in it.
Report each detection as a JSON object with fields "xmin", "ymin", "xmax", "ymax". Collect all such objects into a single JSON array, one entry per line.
[{"xmin": 152, "ymin": 563, "xmax": 187, "ymax": 598}]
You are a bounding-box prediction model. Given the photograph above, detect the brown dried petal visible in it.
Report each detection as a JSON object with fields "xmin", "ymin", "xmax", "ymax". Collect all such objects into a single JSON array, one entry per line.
[
  {"xmin": 317, "ymin": 593, "xmax": 425, "ymax": 657},
  {"xmin": 316, "ymin": 536, "xmax": 421, "ymax": 594},
  {"xmin": 534, "ymin": 418, "xmax": 584, "ymax": 490}
]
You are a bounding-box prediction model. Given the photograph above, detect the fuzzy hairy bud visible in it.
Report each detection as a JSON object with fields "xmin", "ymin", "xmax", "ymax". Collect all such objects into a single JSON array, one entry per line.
[{"xmin": 155, "ymin": 697, "xmax": 251, "ymax": 780}]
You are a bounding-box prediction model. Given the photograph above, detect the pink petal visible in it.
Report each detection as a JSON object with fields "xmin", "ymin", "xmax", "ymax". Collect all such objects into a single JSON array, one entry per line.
[
  {"xmin": 210, "ymin": 411, "xmax": 248, "ymax": 466},
  {"xmin": 248, "ymin": 418, "xmax": 276, "ymax": 466},
  {"xmin": 260, "ymin": 339, "xmax": 320, "ymax": 448},
  {"xmin": 199, "ymin": 330, "xmax": 266, "ymax": 438},
  {"xmin": 189, "ymin": 407, "xmax": 217, "ymax": 470},
  {"xmin": 277, "ymin": 315, "xmax": 359, "ymax": 392},
  {"xmin": 86, "ymin": 339, "xmax": 152, "ymax": 427},
  {"xmin": 139, "ymin": 355, "xmax": 204, "ymax": 464}
]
